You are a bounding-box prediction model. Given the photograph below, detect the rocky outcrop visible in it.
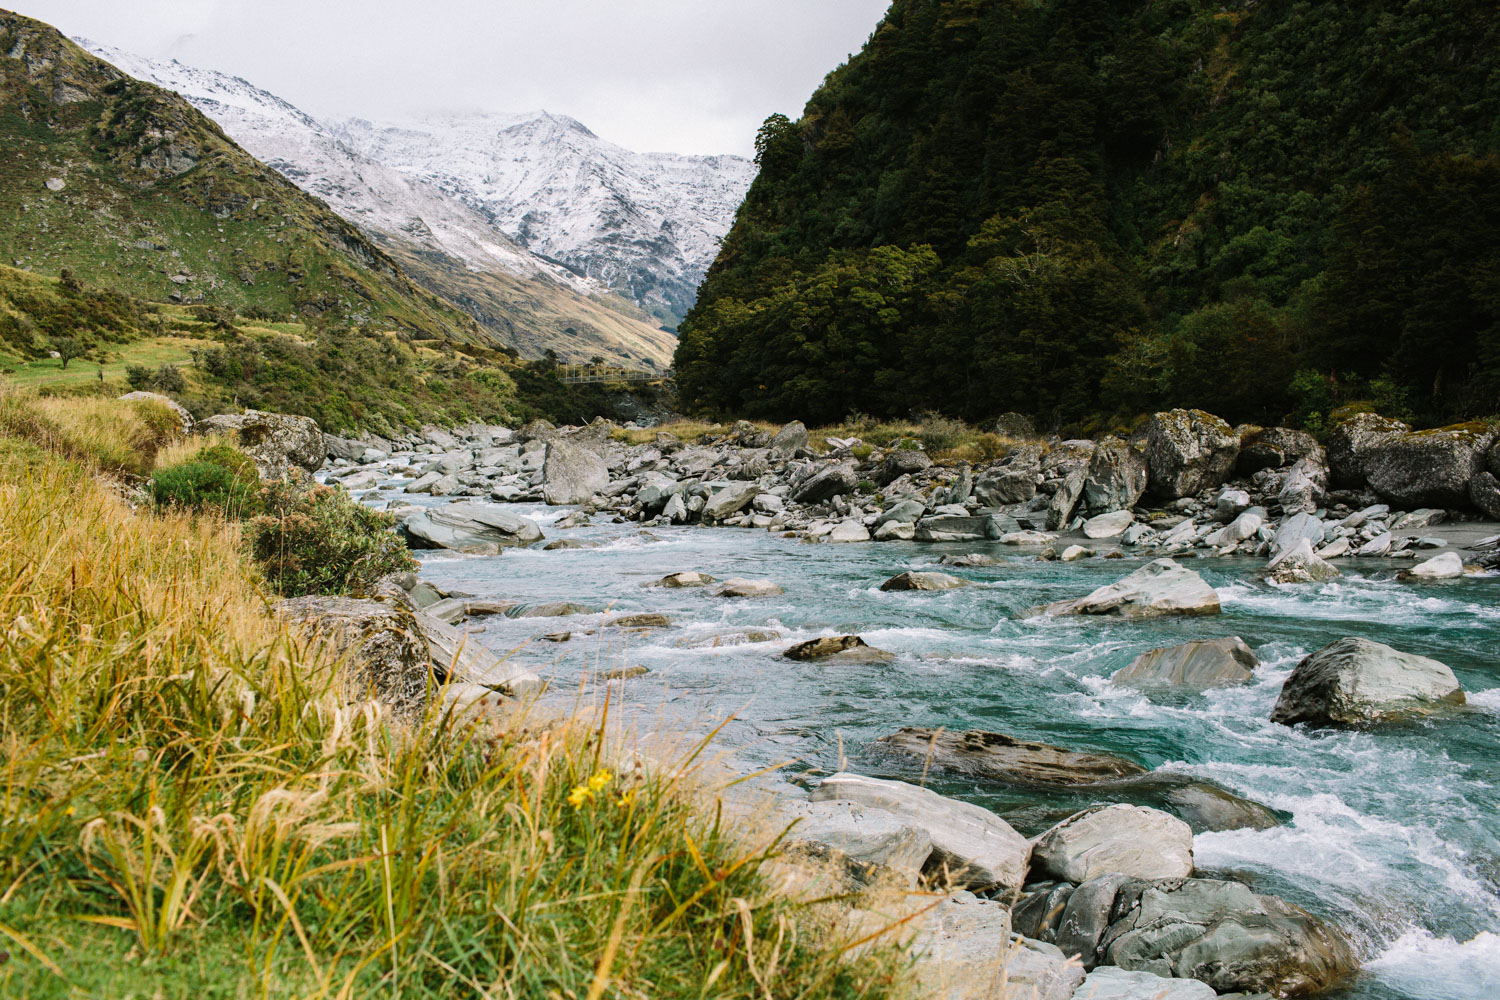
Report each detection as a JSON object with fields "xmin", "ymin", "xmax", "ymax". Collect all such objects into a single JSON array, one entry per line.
[
  {"xmin": 1031, "ymin": 804, "xmax": 1195, "ymax": 883},
  {"xmin": 786, "ymin": 799, "xmax": 933, "ymax": 880},
  {"xmin": 878, "ymin": 728, "xmax": 1146, "ymax": 786},
  {"xmin": 403, "ymin": 503, "xmax": 543, "ymax": 554},
  {"xmin": 881, "ymin": 571, "xmax": 971, "ymax": 592},
  {"xmin": 1111, "ymin": 637, "xmax": 1258, "ymax": 691},
  {"xmin": 1036, "ymin": 559, "xmax": 1220, "ymax": 619},
  {"xmin": 542, "ymin": 439, "xmax": 609, "ymax": 504},
  {"xmin": 1271, "ymin": 637, "xmax": 1466, "ymax": 726},
  {"xmin": 783, "ymin": 635, "xmax": 895, "ymax": 663},
  {"xmin": 1100, "ymin": 878, "xmax": 1358, "ymax": 996},
  {"xmin": 1145, "ymin": 410, "xmax": 1239, "ymax": 500},
  {"xmin": 275, "ymin": 596, "xmax": 540, "ymax": 714},
  {"xmin": 1362, "ymin": 423, "xmax": 1497, "ymax": 508},
  {"xmin": 810, "ymin": 773, "xmax": 1031, "ymax": 892},
  {"xmin": 1084, "ymin": 437, "xmax": 1148, "ymax": 513},
  {"xmin": 1328, "ymin": 412, "xmax": 1410, "ymax": 488},
  {"xmin": 199, "ymin": 408, "xmax": 324, "ymax": 478}
]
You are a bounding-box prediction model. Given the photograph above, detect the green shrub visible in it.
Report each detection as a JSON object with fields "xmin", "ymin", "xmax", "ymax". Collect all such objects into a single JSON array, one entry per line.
[
  {"xmin": 917, "ymin": 413, "xmax": 970, "ymax": 454},
  {"xmin": 124, "ymin": 364, "xmax": 153, "ymax": 390},
  {"xmin": 151, "ymin": 363, "xmax": 186, "ymax": 394},
  {"xmin": 246, "ymin": 482, "xmax": 414, "ymax": 596}
]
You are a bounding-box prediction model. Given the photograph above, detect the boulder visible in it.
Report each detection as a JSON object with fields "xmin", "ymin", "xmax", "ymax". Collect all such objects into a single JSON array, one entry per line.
[
  {"xmin": 403, "ymin": 503, "xmax": 543, "ymax": 554},
  {"xmin": 874, "ymin": 520, "xmax": 916, "ymax": 541},
  {"xmin": 505, "ymin": 601, "xmax": 595, "ymax": 618},
  {"xmin": 1059, "ymin": 545, "xmax": 1095, "ymax": 562},
  {"xmin": 676, "ymin": 628, "xmax": 783, "ymax": 648},
  {"xmin": 1277, "ymin": 456, "xmax": 1328, "ymax": 515},
  {"xmin": 1272, "ymin": 512, "xmax": 1326, "ymax": 557},
  {"xmin": 1031, "ymin": 804, "xmax": 1194, "ymax": 883},
  {"xmin": 710, "ymin": 578, "xmax": 785, "ymax": 598},
  {"xmin": 1214, "ymin": 488, "xmax": 1251, "ymax": 521},
  {"xmin": 1070, "ymin": 966, "xmax": 1217, "ymax": 1000},
  {"xmin": 1271, "ymin": 637, "xmax": 1465, "ymax": 726},
  {"xmin": 899, "ymin": 892, "xmax": 1085, "ymax": 1000},
  {"xmin": 1471, "ymin": 470, "xmax": 1500, "ymax": 520},
  {"xmin": 1145, "ymin": 410, "xmax": 1239, "ymax": 499},
  {"xmin": 275, "ymin": 597, "xmax": 539, "ymax": 715},
  {"xmin": 198, "ymin": 408, "xmax": 324, "ymax": 478},
  {"xmin": 542, "ymin": 440, "xmax": 609, "ymax": 505},
  {"xmin": 703, "ymin": 482, "xmax": 759, "ymax": 520},
  {"xmin": 1203, "ymin": 510, "xmax": 1262, "ymax": 549},
  {"xmin": 1046, "ymin": 470, "xmax": 1087, "ymax": 531},
  {"xmin": 1100, "ymin": 877, "xmax": 1358, "ymax": 996},
  {"xmin": 1053, "ymin": 873, "xmax": 1133, "ymax": 970},
  {"xmin": 810, "ymin": 773, "xmax": 1032, "ymax": 892},
  {"xmin": 975, "ymin": 445, "xmax": 1043, "ymax": 505},
  {"xmin": 940, "ymin": 553, "xmax": 1001, "ymax": 567},
  {"xmin": 1082, "ymin": 510, "xmax": 1134, "ymax": 539},
  {"xmin": 120, "ymin": 391, "xmax": 194, "ymax": 435},
  {"xmin": 791, "ymin": 462, "xmax": 858, "ymax": 504},
  {"xmin": 1111, "ymin": 637, "xmax": 1258, "ymax": 691},
  {"xmin": 1363, "ymin": 423, "xmax": 1497, "ymax": 508},
  {"xmin": 1237, "ymin": 426, "xmax": 1324, "ymax": 475},
  {"xmin": 1037, "ymin": 559, "xmax": 1220, "ymax": 620},
  {"xmin": 877, "ymin": 447, "xmax": 932, "ymax": 485},
  {"xmin": 876, "ymin": 498, "xmax": 926, "ymax": 527},
  {"xmin": 783, "ymin": 635, "xmax": 894, "ymax": 663},
  {"xmin": 643, "ymin": 571, "xmax": 716, "ymax": 589},
  {"xmin": 1100, "ymin": 773, "xmax": 1282, "ymax": 833},
  {"xmin": 1041, "ymin": 440, "xmax": 1097, "ymax": 480},
  {"xmin": 916, "ymin": 515, "xmax": 999, "ymax": 542},
  {"xmin": 1328, "ymin": 412, "xmax": 1410, "ymax": 488},
  {"xmin": 769, "ymin": 420, "xmax": 809, "ymax": 459},
  {"xmin": 1399, "ymin": 551, "xmax": 1464, "ymax": 580},
  {"xmin": 788, "ymin": 799, "xmax": 933, "ymax": 878},
  {"xmin": 828, "ymin": 520, "xmax": 872, "ymax": 543},
  {"xmin": 881, "ymin": 571, "xmax": 972, "ymax": 592},
  {"xmin": 877, "ymin": 728, "xmax": 1145, "ymax": 787},
  {"xmin": 1261, "ymin": 538, "xmax": 1341, "ymax": 585},
  {"xmin": 1084, "ymin": 437, "xmax": 1148, "ymax": 513}
]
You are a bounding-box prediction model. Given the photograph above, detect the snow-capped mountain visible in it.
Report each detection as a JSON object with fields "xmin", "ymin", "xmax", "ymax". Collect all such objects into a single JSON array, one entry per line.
[{"xmin": 332, "ymin": 114, "xmax": 756, "ymax": 324}]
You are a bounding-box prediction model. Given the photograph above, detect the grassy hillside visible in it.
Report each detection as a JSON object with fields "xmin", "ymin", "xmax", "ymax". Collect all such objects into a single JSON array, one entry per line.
[
  {"xmin": 0, "ymin": 10, "xmax": 489, "ymax": 343},
  {"xmin": 678, "ymin": 0, "xmax": 1500, "ymax": 431}
]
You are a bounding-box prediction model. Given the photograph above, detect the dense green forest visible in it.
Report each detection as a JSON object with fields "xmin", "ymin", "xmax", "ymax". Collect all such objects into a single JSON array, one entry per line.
[{"xmin": 676, "ymin": 0, "xmax": 1500, "ymax": 431}]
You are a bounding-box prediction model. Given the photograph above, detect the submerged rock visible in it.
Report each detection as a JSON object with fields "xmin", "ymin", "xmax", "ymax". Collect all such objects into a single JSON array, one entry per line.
[
  {"xmin": 1271, "ymin": 637, "xmax": 1466, "ymax": 726},
  {"xmin": 877, "ymin": 728, "xmax": 1146, "ymax": 786},
  {"xmin": 710, "ymin": 577, "xmax": 785, "ymax": 598},
  {"xmin": 1036, "ymin": 559, "xmax": 1220, "ymax": 619},
  {"xmin": 783, "ymin": 635, "xmax": 894, "ymax": 663},
  {"xmin": 811, "ymin": 773, "xmax": 1032, "ymax": 892},
  {"xmin": 1031, "ymin": 804, "xmax": 1195, "ymax": 883},
  {"xmin": 676, "ymin": 628, "xmax": 783, "ymax": 648},
  {"xmin": 1111, "ymin": 637, "xmax": 1258, "ymax": 691},
  {"xmin": 1399, "ymin": 551, "xmax": 1464, "ymax": 580},
  {"xmin": 881, "ymin": 571, "xmax": 972, "ymax": 592},
  {"xmin": 643, "ymin": 571, "xmax": 716, "ymax": 589}
]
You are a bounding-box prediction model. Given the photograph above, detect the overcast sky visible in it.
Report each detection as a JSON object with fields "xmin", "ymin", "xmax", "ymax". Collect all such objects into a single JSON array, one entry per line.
[{"xmin": 17, "ymin": 0, "xmax": 891, "ymax": 157}]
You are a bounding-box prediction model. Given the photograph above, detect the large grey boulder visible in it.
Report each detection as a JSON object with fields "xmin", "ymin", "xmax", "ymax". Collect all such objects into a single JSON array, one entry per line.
[
  {"xmin": 810, "ymin": 773, "xmax": 1031, "ymax": 892},
  {"xmin": 404, "ymin": 503, "xmax": 543, "ymax": 554},
  {"xmin": 702, "ymin": 482, "xmax": 759, "ymax": 520},
  {"xmin": 1031, "ymin": 804, "xmax": 1194, "ymax": 883},
  {"xmin": 915, "ymin": 515, "xmax": 1000, "ymax": 542},
  {"xmin": 1271, "ymin": 637, "xmax": 1465, "ymax": 726},
  {"xmin": 903, "ymin": 893, "xmax": 1085, "ymax": 1000},
  {"xmin": 1399, "ymin": 551, "xmax": 1464, "ymax": 580},
  {"xmin": 769, "ymin": 420, "xmax": 808, "ymax": 459},
  {"xmin": 1277, "ymin": 456, "xmax": 1328, "ymax": 515},
  {"xmin": 276, "ymin": 597, "xmax": 540, "ymax": 715},
  {"xmin": 1237, "ymin": 426, "xmax": 1324, "ymax": 475},
  {"xmin": 1271, "ymin": 512, "xmax": 1326, "ymax": 557},
  {"xmin": 1261, "ymin": 538, "xmax": 1341, "ymax": 585},
  {"xmin": 1100, "ymin": 878, "xmax": 1358, "ymax": 996},
  {"xmin": 1328, "ymin": 412, "xmax": 1410, "ymax": 488},
  {"xmin": 790, "ymin": 462, "xmax": 858, "ymax": 503},
  {"xmin": 1083, "ymin": 510, "xmax": 1135, "ymax": 539},
  {"xmin": 783, "ymin": 635, "xmax": 894, "ymax": 663},
  {"xmin": 120, "ymin": 391, "xmax": 194, "ymax": 435},
  {"xmin": 878, "ymin": 728, "xmax": 1145, "ymax": 786},
  {"xmin": 199, "ymin": 408, "xmax": 324, "ymax": 478},
  {"xmin": 1037, "ymin": 559, "xmax": 1220, "ymax": 619},
  {"xmin": 975, "ymin": 445, "xmax": 1043, "ymax": 505},
  {"xmin": 1363, "ymin": 423, "xmax": 1497, "ymax": 508},
  {"xmin": 1111, "ymin": 637, "xmax": 1258, "ymax": 691},
  {"xmin": 1046, "ymin": 470, "xmax": 1087, "ymax": 531},
  {"xmin": 1470, "ymin": 470, "xmax": 1500, "ymax": 520},
  {"xmin": 877, "ymin": 447, "xmax": 932, "ymax": 485},
  {"xmin": 542, "ymin": 440, "xmax": 609, "ymax": 505},
  {"xmin": 788, "ymin": 799, "xmax": 933, "ymax": 879},
  {"xmin": 1203, "ymin": 510, "xmax": 1263, "ymax": 548},
  {"xmin": 1145, "ymin": 410, "xmax": 1239, "ymax": 499},
  {"xmin": 1084, "ymin": 437, "xmax": 1148, "ymax": 513}
]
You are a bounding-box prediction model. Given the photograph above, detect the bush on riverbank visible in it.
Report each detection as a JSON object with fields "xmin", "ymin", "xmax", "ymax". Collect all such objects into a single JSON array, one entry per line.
[
  {"xmin": 0, "ymin": 418, "xmax": 912, "ymax": 998},
  {"xmin": 246, "ymin": 481, "xmax": 414, "ymax": 596}
]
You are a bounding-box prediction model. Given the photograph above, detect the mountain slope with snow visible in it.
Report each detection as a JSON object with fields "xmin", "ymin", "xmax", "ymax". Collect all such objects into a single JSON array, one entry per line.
[
  {"xmin": 334, "ymin": 114, "xmax": 756, "ymax": 325},
  {"xmin": 79, "ymin": 40, "xmax": 681, "ymax": 367}
]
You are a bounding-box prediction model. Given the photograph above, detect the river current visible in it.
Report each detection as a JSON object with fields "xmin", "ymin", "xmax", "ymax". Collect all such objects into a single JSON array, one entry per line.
[{"xmin": 400, "ymin": 499, "xmax": 1499, "ymax": 1000}]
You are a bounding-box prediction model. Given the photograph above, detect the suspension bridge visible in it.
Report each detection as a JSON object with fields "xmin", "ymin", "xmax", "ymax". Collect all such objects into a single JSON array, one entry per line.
[{"xmin": 556, "ymin": 364, "xmax": 672, "ymax": 385}]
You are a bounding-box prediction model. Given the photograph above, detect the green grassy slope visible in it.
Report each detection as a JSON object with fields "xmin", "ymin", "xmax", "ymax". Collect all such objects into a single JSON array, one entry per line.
[{"xmin": 0, "ymin": 10, "xmax": 485, "ymax": 343}]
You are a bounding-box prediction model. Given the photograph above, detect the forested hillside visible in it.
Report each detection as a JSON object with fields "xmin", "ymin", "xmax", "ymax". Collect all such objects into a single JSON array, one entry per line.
[{"xmin": 676, "ymin": 0, "xmax": 1500, "ymax": 431}]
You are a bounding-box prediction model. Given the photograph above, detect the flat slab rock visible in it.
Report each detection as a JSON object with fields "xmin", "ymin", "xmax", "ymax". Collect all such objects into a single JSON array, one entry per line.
[
  {"xmin": 881, "ymin": 570, "xmax": 972, "ymax": 591},
  {"xmin": 1036, "ymin": 559, "xmax": 1220, "ymax": 619},
  {"xmin": 643, "ymin": 571, "xmax": 716, "ymax": 588},
  {"xmin": 710, "ymin": 577, "xmax": 785, "ymax": 598},
  {"xmin": 879, "ymin": 728, "xmax": 1146, "ymax": 786},
  {"xmin": 1271, "ymin": 637, "xmax": 1465, "ymax": 726},
  {"xmin": 1110, "ymin": 637, "xmax": 1259, "ymax": 691},
  {"xmin": 810, "ymin": 773, "xmax": 1031, "ymax": 892},
  {"xmin": 783, "ymin": 634, "xmax": 895, "ymax": 663},
  {"xmin": 1069, "ymin": 966, "xmax": 1216, "ymax": 1000}
]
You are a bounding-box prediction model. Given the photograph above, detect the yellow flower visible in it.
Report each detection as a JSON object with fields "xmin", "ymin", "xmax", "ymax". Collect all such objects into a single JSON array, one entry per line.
[
  {"xmin": 614, "ymin": 789, "xmax": 635, "ymax": 809},
  {"xmin": 566, "ymin": 785, "xmax": 592, "ymax": 808},
  {"xmin": 587, "ymin": 769, "xmax": 613, "ymax": 792}
]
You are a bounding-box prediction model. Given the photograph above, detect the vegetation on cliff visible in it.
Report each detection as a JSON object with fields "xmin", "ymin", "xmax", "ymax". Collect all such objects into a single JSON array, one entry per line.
[{"xmin": 677, "ymin": 0, "xmax": 1500, "ymax": 430}]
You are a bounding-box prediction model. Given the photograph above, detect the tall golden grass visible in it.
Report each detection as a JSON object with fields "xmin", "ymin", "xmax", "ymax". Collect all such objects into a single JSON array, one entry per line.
[{"xmin": 0, "ymin": 409, "xmax": 914, "ymax": 998}]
